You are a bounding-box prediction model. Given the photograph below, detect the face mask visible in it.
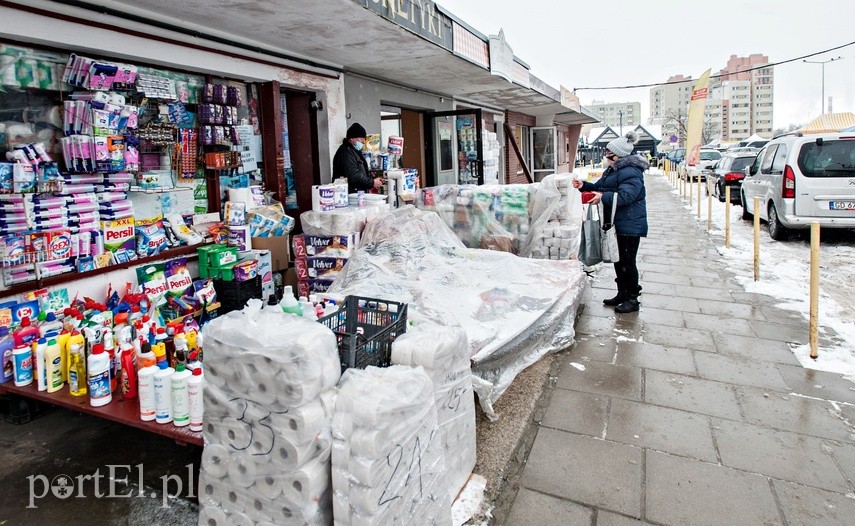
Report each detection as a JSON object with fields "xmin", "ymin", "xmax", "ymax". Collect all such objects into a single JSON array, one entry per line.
[{"xmin": 354, "ymin": 141, "xmax": 364, "ymax": 151}]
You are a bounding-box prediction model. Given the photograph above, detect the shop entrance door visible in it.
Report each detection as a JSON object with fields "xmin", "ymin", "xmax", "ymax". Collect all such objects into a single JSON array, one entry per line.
[
  {"xmin": 530, "ymin": 126, "xmax": 557, "ymax": 181},
  {"xmin": 424, "ymin": 109, "xmax": 484, "ymax": 187}
]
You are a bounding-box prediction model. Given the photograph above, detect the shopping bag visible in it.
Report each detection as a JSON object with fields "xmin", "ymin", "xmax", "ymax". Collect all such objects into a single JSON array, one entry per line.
[
  {"xmin": 600, "ymin": 196, "xmax": 620, "ymax": 263},
  {"xmin": 578, "ymin": 203, "xmax": 602, "ymax": 266}
]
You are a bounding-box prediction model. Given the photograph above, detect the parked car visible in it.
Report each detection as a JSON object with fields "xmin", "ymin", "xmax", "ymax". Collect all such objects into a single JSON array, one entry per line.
[
  {"xmin": 707, "ymin": 152, "xmax": 758, "ymax": 203},
  {"xmin": 685, "ymin": 149, "xmax": 722, "ymax": 181},
  {"xmin": 740, "ymin": 132, "xmax": 855, "ymax": 240}
]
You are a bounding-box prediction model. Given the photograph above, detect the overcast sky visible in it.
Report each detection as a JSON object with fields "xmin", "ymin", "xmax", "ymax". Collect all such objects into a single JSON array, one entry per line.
[{"xmin": 437, "ymin": 0, "xmax": 854, "ymax": 129}]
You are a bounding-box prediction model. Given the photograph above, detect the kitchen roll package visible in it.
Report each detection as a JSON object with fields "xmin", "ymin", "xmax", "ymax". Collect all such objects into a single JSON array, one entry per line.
[
  {"xmin": 331, "ymin": 366, "xmax": 451, "ymax": 525},
  {"xmin": 390, "ymin": 322, "xmax": 477, "ymax": 502},
  {"xmin": 199, "ymin": 300, "xmax": 341, "ymax": 525}
]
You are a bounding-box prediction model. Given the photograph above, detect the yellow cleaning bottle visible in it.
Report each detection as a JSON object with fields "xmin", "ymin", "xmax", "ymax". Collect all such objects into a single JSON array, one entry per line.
[
  {"xmin": 45, "ymin": 338, "xmax": 63, "ymax": 393},
  {"xmin": 56, "ymin": 330, "xmax": 71, "ymax": 382},
  {"xmin": 65, "ymin": 331, "xmax": 85, "ymax": 383},
  {"xmin": 68, "ymin": 343, "xmax": 87, "ymax": 397}
]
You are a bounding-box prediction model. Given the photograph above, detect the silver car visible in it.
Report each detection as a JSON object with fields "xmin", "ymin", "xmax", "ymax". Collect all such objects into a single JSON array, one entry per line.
[{"xmin": 740, "ymin": 132, "xmax": 855, "ymax": 240}]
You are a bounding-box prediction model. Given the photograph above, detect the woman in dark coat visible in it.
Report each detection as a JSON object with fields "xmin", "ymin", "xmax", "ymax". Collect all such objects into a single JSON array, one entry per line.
[{"xmin": 573, "ymin": 131, "xmax": 648, "ymax": 313}]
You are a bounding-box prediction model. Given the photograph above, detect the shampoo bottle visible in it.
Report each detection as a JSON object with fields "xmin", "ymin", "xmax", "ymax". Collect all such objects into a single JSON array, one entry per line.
[
  {"xmin": 87, "ymin": 343, "xmax": 112, "ymax": 407},
  {"xmin": 171, "ymin": 363, "xmax": 191, "ymax": 428},
  {"xmin": 187, "ymin": 367, "xmax": 204, "ymax": 432},
  {"xmin": 45, "ymin": 338, "xmax": 63, "ymax": 393},
  {"xmin": 68, "ymin": 343, "xmax": 87, "ymax": 397}
]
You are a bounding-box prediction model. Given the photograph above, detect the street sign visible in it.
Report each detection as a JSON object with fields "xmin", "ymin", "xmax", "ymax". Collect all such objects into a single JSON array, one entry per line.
[{"xmin": 669, "ymin": 135, "xmax": 678, "ymax": 143}]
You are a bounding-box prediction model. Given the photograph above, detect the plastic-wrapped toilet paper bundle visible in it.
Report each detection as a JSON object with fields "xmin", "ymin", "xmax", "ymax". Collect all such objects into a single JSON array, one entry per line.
[
  {"xmin": 522, "ymin": 173, "xmax": 583, "ymax": 260},
  {"xmin": 331, "ymin": 366, "xmax": 450, "ymax": 525},
  {"xmin": 391, "ymin": 322, "xmax": 476, "ymax": 502},
  {"xmin": 199, "ymin": 300, "xmax": 341, "ymax": 525}
]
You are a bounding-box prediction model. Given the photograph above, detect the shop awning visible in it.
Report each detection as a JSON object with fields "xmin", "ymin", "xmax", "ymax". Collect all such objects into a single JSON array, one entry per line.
[
  {"xmin": 80, "ymin": 0, "xmax": 587, "ymax": 118},
  {"xmin": 798, "ymin": 113, "xmax": 855, "ymax": 134}
]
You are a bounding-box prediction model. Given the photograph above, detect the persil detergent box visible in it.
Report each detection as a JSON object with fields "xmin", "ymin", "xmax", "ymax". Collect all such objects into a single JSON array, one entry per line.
[{"xmin": 101, "ymin": 216, "xmax": 135, "ymax": 254}]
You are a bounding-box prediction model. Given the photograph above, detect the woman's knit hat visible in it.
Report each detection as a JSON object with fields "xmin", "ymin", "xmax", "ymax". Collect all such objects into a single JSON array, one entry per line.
[{"xmin": 606, "ymin": 131, "xmax": 640, "ymax": 157}]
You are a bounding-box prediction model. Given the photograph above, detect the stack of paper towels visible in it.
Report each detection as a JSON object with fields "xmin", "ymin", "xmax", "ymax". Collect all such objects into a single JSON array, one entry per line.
[
  {"xmin": 391, "ymin": 322, "xmax": 476, "ymax": 502},
  {"xmin": 199, "ymin": 300, "xmax": 341, "ymax": 526},
  {"xmin": 528, "ymin": 174, "xmax": 583, "ymax": 260},
  {"xmin": 331, "ymin": 366, "xmax": 451, "ymax": 525}
]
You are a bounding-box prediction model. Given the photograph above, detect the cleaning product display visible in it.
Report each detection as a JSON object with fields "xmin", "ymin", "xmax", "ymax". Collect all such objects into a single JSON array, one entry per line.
[
  {"xmin": 331, "ymin": 365, "xmax": 451, "ymax": 525},
  {"xmin": 199, "ymin": 300, "xmax": 340, "ymax": 525}
]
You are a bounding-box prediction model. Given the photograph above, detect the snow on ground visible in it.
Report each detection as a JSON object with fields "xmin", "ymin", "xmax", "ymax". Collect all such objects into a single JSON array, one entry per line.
[{"xmin": 648, "ymin": 168, "xmax": 855, "ymax": 381}]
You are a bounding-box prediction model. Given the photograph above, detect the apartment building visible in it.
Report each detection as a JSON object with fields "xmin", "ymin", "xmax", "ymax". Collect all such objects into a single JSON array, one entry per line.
[
  {"xmin": 584, "ymin": 101, "xmax": 641, "ymax": 128},
  {"xmin": 650, "ymin": 54, "xmax": 774, "ymax": 144}
]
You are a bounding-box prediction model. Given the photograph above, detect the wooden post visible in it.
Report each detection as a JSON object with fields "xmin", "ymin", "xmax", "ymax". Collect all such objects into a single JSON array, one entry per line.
[
  {"xmin": 753, "ymin": 197, "xmax": 761, "ymax": 281},
  {"xmin": 697, "ymin": 173, "xmax": 702, "ymax": 218},
  {"xmin": 707, "ymin": 188, "xmax": 712, "ymax": 231},
  {"xmin": 810, "ymin": 222, "xmax": 820, "ymax": 359},
  {"xmin": 689, "ymin": 172, "xmax": 693, "ymax": 207},
  {"xmin": 725, "ymin": 186, "xmax": 731, "ymax": 248}
]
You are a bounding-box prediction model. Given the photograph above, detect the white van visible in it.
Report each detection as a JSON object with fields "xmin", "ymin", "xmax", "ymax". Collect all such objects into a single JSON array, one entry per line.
[{"xmin": 740, "ymin": 132, "xmax": 855, "ymax": 240}]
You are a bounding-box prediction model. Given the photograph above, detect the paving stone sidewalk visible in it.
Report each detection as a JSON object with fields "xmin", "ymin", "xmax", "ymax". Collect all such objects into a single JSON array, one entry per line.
[{"xmin": 499, "ymin": 171, "xmax": 855, "ymax": 526}]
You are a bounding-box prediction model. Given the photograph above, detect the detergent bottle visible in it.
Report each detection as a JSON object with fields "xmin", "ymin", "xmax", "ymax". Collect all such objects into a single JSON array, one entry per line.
[
  {"xmin": 171, "ymin": 363, "xmax": 191, "ymax": 428},
  {"xmin": 39, "ymin": 312, "xmax": 64, "ymax": 339},
  {"xmin": 87, "ymin": 343, "xmax": 111, "ymax": 407},
  {"xmin": 45, "ymin": 338, "xmax": 63, "ymax": 393},
  {"xmin": 119, "ymin": 342, "xmax": 137, "ymax": 400},
  {"xmin": 12, "ymin": 343, "xmax": 33, "ymax": 387},
  {"xmin": 34, "ymin": 338, "xmax": 48, "ymax": 391},
  {"xmin": 187, "ymin": 367, "xmax": 204, "ymax": 432},
  {"xmin": 279, "ymin": 285, "xmax": 302, "ymax": 315},
  {"xmin": 13, "ymin": 317, "xmax": 40, "ymax": 348},
  {"xmin": 0, "ymin": 327, "xmax": 13, "ymax": 384},
  {"xmin": 56, "ymin": 330, "xmax": 71, "ymax": 382},
  {"xmin": 68, "ymin": 343, "xmax": 87, "ymax": 397}
]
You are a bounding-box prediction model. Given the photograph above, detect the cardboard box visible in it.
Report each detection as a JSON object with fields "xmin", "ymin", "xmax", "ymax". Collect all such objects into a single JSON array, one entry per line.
[{"xmin": 251, "ymin": 235, "xmax": 289, "ymax": 271}]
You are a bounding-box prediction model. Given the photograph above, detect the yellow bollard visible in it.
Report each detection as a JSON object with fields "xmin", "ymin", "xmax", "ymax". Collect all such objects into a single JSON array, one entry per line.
[
  {"xmin": 810, "ymin": 222, "xmax": 820, "ymax": 359},
  {"xmin": 725, "ymin": 186, "xmax": 731, "ymax": 248},
  {"xmin": 689, "ymin": 172, "xmax": 693, "ymax": 207},
  {"xmin": 753, "ymin": 196, "xmax": 760, "ymax": 281}
]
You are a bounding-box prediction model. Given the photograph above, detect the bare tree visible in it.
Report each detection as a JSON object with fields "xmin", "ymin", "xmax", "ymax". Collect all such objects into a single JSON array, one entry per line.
[{"xmin": 662, "ymin": 109, "xmax": 719, "ymax": 146}]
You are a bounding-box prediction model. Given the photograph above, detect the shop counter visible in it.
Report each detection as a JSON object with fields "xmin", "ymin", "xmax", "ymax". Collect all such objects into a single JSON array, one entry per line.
[{"xmin": 0, "ymin": 382, "xmax": 203, "ymax": 447}]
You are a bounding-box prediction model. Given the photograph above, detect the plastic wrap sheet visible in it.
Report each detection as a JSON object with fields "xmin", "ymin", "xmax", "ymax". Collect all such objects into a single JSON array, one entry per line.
[
  {"xmin": 199, "ymin": 300, "xmax": 341, "ymax": 526},
  {"xmin": 519, "ymin": 173, "xmax": 584, "ymax": 260},
  {"xmin": 331, "ymin": 365, "xmax": 451, "ymax": 525},
  {"xmin": 327, "ymin": 207, "xmax": 585, "ymax": 420},
  {"xmin": 391, "ymin": 323, "xmax": 476, "ymax": 501},
  {"xmin": 415, "ymin": 184, "xmax": 531, "ymax": 253},
  {"xmin": 416, "ymin": 178, "xmax": 583, "ymax": 261}
]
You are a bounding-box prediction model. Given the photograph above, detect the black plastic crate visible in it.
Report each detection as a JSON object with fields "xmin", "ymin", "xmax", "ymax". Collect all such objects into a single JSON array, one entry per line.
[
  {"xmin": 0, "ymin": 394, "xmax": 56, "ymax": 424},
  {"xmin": 213, "ymin": 276, "xmax": 262, "ymax": 314},
  {"xmin": 318, "ymin": 296, "xmax": 408, "ymax": 372}
]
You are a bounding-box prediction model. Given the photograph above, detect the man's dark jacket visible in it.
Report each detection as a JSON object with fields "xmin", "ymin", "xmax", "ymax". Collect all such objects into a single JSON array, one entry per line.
[{"xmin": 333, "ymin": 140, "xmax": 373, "ymax": 193}]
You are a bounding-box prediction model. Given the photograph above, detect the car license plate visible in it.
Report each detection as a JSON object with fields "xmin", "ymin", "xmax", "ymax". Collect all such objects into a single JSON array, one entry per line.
[{"xmin": 829, "ymin": 201, "xmax": 855, "ymax": 210}]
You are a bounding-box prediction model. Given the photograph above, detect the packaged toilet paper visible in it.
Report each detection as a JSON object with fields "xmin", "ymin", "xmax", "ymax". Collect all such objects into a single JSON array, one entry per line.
[
  {"xmin": 199, "ymin": 300, "xmax": 341, "ymax": 525},
  {"xmin": 391, "ymin": 322, "xmax": 476, "ymax": 502},
  {"xmin": 331, "ymin": 365, "xmax": 450, "ymax": 525}
]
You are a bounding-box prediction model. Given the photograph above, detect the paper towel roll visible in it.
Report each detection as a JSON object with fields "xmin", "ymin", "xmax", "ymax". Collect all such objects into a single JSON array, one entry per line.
[
  {"xmin": 227, "ymin": 454, "xmax": 258, "ymax": 489},
  {"xmin": 281, "ymin": 456, "xmax": 331, "ymax": 503},
  {"xmin": 228, "ymin": 187, "xmax": 254, "ymax": 208},
  {"xmin": 204, "ymin": 362, "xmax": 227, "ymax": 391},
  {"xmin": 198, "ymin": 506, "xmax": 229, "ymax": 526},
  {"xmin": 201, "ymin": 444, "xmax": 231, "ymax": 479},
  {"xmin": 228, "ymin": 226, "xmax": 251, "ymax": 251},
  {"xmin": 252, "ymin": 473, "xmax": 284, "ymax": 500},
  {"xmin": 350, "ymin": 429, "xmax": 387, "ymax": 459}
]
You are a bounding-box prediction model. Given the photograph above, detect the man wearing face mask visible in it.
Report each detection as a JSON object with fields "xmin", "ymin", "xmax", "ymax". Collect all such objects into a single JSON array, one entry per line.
[{"xmin": 333, "ymin": 123, "xmax": 384, "ymax": 194}]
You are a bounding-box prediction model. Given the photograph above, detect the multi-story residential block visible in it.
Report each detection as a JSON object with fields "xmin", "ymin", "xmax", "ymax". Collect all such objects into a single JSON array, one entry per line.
[{"xmin": 583, "ymin": 101, "xmax": 641, "ymax": 129}]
